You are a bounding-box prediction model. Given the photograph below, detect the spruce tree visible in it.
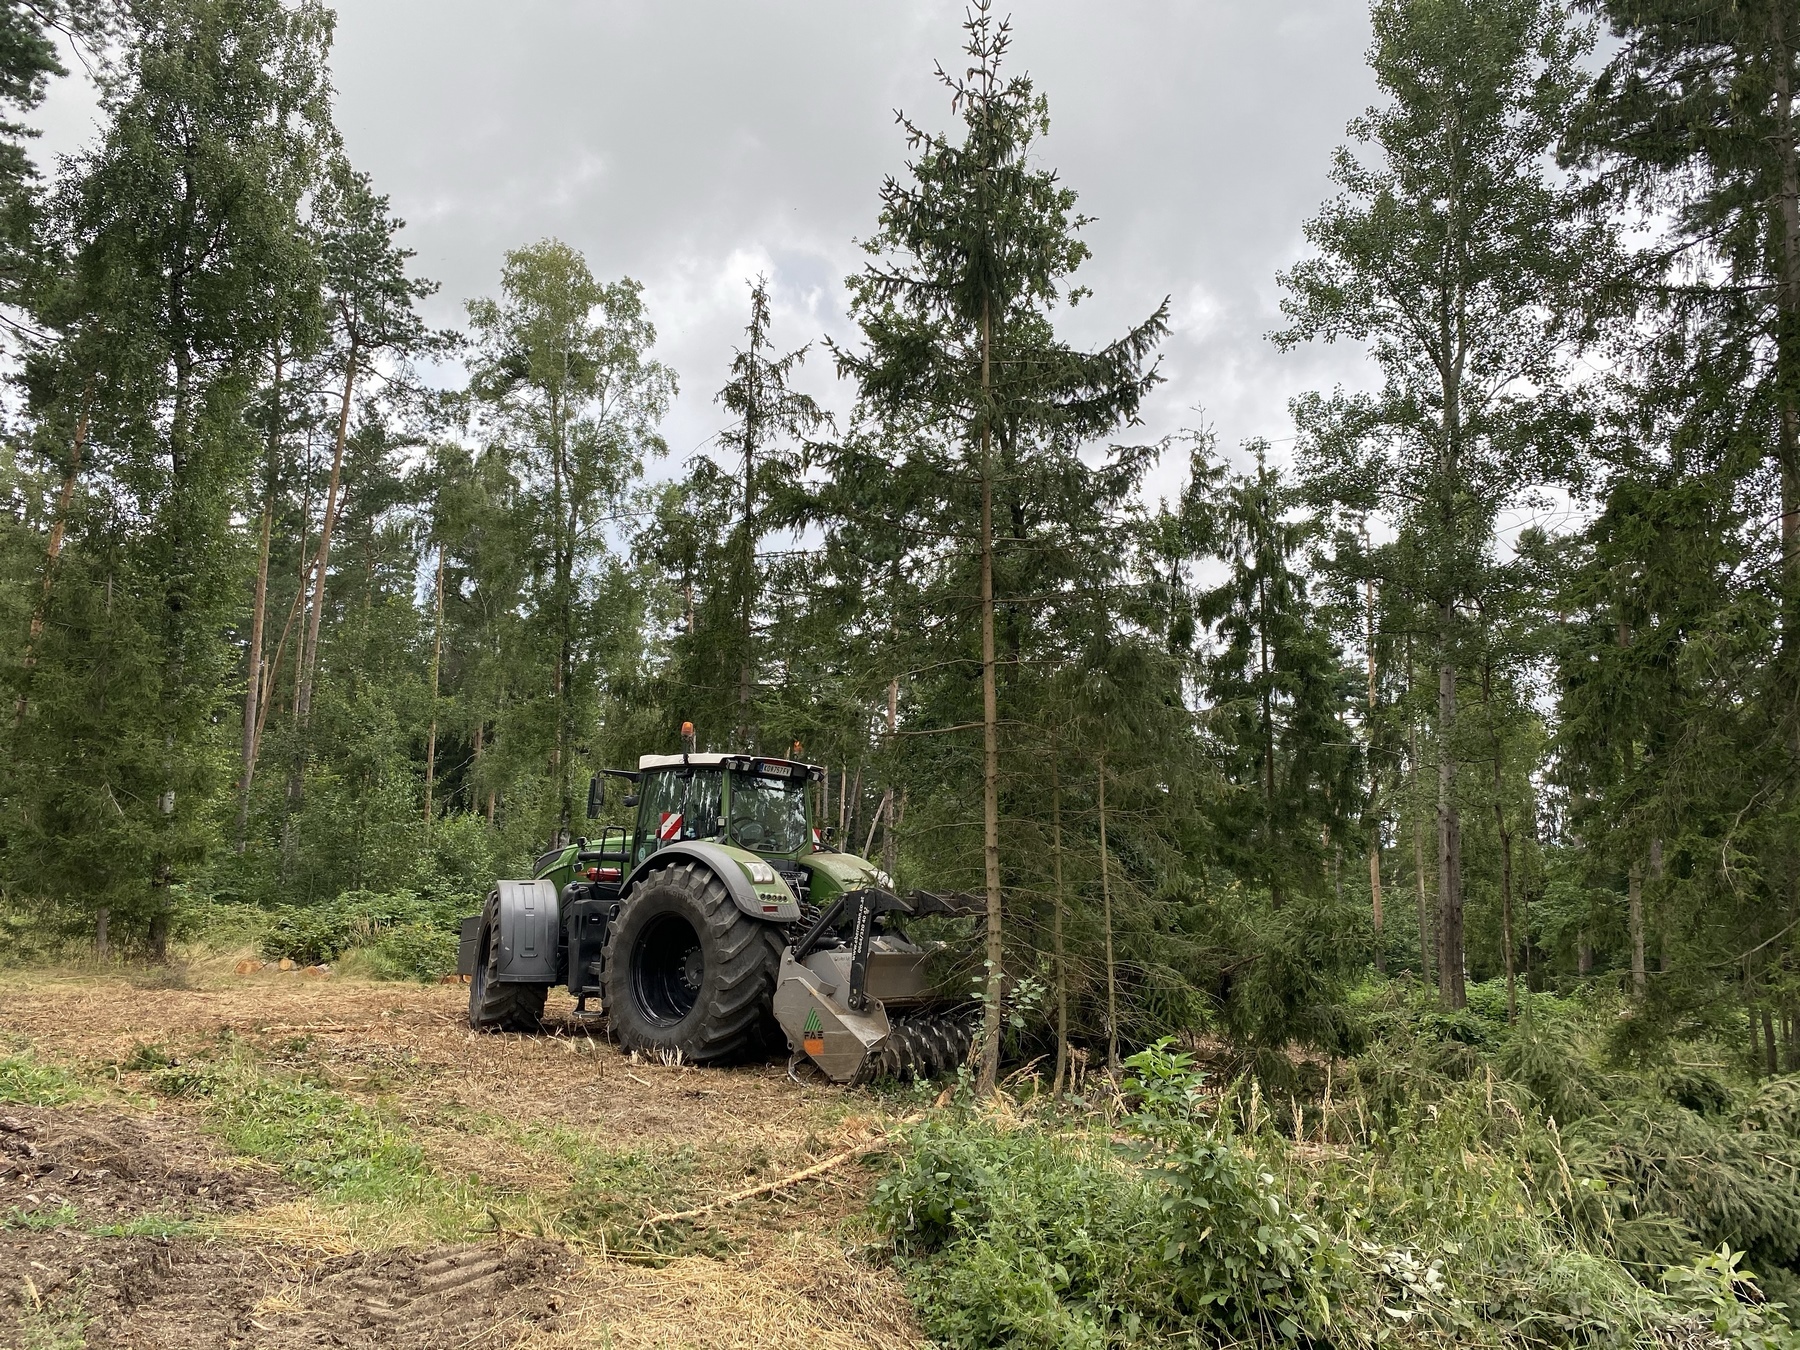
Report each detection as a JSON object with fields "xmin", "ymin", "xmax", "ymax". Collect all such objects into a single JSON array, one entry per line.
[
  {"xmin": 832, "ymin": 2, "xmax": 1166, "ymax": 1091},
  {"xmin": 1189, "ymin": 446, "xmax": 1361, "ymax": 911}
]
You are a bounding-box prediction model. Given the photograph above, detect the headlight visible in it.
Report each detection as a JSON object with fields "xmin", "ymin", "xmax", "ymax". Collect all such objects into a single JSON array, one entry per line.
[{"xmin": 746, "ymin": 862, "xmax": 776, "ymax": 885}]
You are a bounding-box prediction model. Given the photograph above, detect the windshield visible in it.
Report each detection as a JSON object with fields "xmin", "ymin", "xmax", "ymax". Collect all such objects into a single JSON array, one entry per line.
[
  {"xmin": 633, "ymin": 769, "xmax": 724, "ymax": 866},
  {"xmin": 727, "ymin": 771, "xmax": 809, "ymax": 854}
]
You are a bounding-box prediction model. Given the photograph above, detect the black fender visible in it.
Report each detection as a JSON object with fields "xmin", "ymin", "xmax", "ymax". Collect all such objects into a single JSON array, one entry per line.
[
  {"xmin": 488, "ymin": 878, "xmax": 561, "ymax": 983},
  {"xmin": 620, "ymin": 841, "xmax": 802, "ymax": 923}
]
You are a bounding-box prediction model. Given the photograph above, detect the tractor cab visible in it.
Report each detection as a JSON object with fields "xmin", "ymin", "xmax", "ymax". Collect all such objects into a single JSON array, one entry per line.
[{"xmin": 627, "ymin": 753, "xmax": 822, "ymax": 867}]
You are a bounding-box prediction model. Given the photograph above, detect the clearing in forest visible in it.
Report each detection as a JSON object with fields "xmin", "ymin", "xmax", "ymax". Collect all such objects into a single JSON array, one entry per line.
[{"xmin": 0, "ymin": 962, "xmax": 925, "ymax": 1349}]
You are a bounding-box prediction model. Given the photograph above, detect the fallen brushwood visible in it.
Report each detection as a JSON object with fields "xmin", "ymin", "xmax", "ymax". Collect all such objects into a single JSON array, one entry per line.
[{"xmin": 639, "ymin": 1112, "xmax": 926, "ymax": 1229}]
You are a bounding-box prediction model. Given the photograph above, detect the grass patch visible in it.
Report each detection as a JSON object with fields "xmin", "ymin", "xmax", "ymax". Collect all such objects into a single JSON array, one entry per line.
[
  {"xmin": 2, "ymin": 1202, "xmax": 80, "ymax": 1231},
  {"xmin": 149, "ymin": 1052, "xmax": 446, "ymax": 1208},
  {"xmin": 15, "ymin": 1285, "xmax": 90, "ymax": 1350},
  {"xmin": 0, "ymin": 1052, "xmax": 88, "ymax": 1106},
  {"xmin": 1, "ymin": 1203, "xmax": 200, "ymax": 1240}
]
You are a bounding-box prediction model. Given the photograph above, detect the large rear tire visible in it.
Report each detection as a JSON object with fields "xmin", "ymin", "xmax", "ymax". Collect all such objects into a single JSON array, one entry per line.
[
  {"xmin": 602, "ymin": 861, "xmax": 784, "ymax": 1063},
  {"xmin": 467, "ymin": 892, "xmax": 549, "ymax": 1032}
]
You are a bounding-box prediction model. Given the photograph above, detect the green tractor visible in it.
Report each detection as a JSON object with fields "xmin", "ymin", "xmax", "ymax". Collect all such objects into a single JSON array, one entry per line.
[{"xmin": 457, "ymin": 750, "xmax": 978, "ymax": 1081}]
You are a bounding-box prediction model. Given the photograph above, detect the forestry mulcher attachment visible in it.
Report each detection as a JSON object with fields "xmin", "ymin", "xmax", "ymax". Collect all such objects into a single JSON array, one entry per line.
[{"xmin": 457, "ymin": 749, "xmax": 978, "ymax": 1083}]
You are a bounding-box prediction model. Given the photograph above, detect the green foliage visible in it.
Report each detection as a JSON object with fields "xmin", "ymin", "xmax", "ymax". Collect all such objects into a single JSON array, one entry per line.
[
  {"xmin": 0, "ymin": 1052, "xmax": 87, "ymax": 1106},
  {"xmin": 875, "ymin": 1045, "xmax": 1343, "ymax": 1349},
  {"xmin": 151, "ymin": 1052, "xmax": 434, "ymax": 1203},
  {"xmin": 258, "ymin": 888, "xmax": 459, "ymax": 979}
]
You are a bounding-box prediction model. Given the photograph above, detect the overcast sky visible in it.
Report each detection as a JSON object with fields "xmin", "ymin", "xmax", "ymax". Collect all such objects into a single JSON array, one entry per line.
[{"xmin": 34, "ymin": 1, "xmax": 1384, "ymax": 505}]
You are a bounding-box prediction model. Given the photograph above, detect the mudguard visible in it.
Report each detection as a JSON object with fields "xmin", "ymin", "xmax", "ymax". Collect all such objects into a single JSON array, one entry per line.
[
  {"xmin": 621, "ymin": 841, "xmax": 802, "ymax": 923},
  {"xmin": 491, "ymin": 878, "xmax": 560, "ymax": 983}
]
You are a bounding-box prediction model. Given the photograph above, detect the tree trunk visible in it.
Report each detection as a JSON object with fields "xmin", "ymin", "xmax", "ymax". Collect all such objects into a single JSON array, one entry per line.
[
  {"xmin": 1628, "ymin": 861, "xmax": 1646, "ymax": 998},
  {"xmin": 1407, "ymin": 644, "xmax": 1436, "ymax": 990},
  {"xmin": 94, "ymin": 906, "xmax": 109, "ymax": 963},
  {"xmin": 978, "ymin": 294, "xmax": 1004, "ymax": 1097},
  {"xmin": 1579, "ymin": 936, "xmax": 1593, "ymax": 976},
  {"xmin": 1050, "ymin": 745, "xmax": 1068, "ymax": 1097},
  {"xmin": 1100, "ymin": 753, "xmax": 1119, "ymax": 1075},
  {"xmin": 1497, "ymin": 798, "xmax": 1516, "ymax": 1020},
  {"xmin": 14, "ymin": 379, "xmax": 93, "ymax": 729},
  {"xmin": 237, "ymin": 352, "xmax": 281, "ymax": 850},
  {"xmin": 883, "ymin": 679, "xmax": 899, "ymax": 879},
  {"xmin": 1764, "ymin": 1005, "xmax": 1780, "ymax": 1075},
  {"xmin": 1486, "ymin": 664, "xmax": 1516, "ymax": 1020},
  {"xmin": 737, "ymin": 396, "xmax": 756, "ymax": 750},
  {"xmin": 292, "ymin": 336, "xmax": 361, "ymax": 805},
  {"xmin": 1437, "ymin": 649, "xmax": 1465, "ymax": 1008},
  {"xmin": 1367, "ymin": 573, "xmax": 1383, "ymax": 970},
  {"xmin": 424, "ymin": 543, "xmax": 445, "ymax": 829}
]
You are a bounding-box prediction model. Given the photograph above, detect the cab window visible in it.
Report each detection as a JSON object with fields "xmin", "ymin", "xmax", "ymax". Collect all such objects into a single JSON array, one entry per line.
[{"xmin": 633, "ymin": 770, "xmax": 724, "ymax": 866}]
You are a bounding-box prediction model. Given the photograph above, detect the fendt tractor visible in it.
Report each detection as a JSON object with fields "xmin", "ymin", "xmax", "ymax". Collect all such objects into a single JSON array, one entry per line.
[{"xmin": 456, "ymin": 745, "xmax": 979, "ymax": 1083}]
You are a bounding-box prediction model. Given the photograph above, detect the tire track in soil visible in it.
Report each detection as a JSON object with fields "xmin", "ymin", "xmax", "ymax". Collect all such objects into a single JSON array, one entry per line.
[{"xmin": 2, "ymin": 1233, "xmax": 571, "ymax": 1348}]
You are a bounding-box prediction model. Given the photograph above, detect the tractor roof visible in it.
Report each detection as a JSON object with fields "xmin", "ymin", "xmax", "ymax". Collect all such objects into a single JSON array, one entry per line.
[{"xmin": 637, "ymin": 753, "xmax": 825, "ymax": 781}]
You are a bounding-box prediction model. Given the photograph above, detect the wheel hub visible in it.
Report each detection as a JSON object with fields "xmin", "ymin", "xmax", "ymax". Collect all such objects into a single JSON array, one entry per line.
[{"xmin": 631, "ymin": 911, "xmax": 705, "ymax": 1026}]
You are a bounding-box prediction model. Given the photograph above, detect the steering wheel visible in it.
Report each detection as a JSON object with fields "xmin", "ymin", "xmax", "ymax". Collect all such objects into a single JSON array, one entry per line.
[{"xmin": 732, "ymin": 816, "xmax": 765, "ymax": 847}]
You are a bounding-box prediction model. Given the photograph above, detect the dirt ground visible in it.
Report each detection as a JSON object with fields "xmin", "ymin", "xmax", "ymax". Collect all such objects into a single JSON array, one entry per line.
[{"xmin": 0, "ymin": 961, "xmax": 927, "ymax": 1349}]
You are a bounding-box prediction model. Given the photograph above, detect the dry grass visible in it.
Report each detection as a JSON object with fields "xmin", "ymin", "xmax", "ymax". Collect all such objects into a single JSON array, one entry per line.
[
  {"xmin": 527, "ymin": 1232, "xmax": 921, "ymax": 1350},
  {"xmin": 0, "ymin": 963, "xmax": 929, "ymax": 1349}
]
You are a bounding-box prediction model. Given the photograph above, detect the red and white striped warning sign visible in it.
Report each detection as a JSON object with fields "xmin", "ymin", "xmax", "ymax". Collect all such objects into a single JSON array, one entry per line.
[{"xmin": 658, "ymin": 811, "xmax": 683, "ymax": 842}]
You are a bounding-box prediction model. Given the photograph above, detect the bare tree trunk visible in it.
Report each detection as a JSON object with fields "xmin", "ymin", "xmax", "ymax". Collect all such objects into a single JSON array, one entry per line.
[
  {"xmin": 883, "ymin": 679, "xmax": 899, "ymax": 879},
  {"xmin": 95, "ymin": 907, "xmax": 109, "ymax": 962},
  {"xmin": 1366, "ymin": 572, "xmax": 1383, "ymax": 970},
  {"xmin": 1628, "ymin": 861, "xmax": 1647, "ymax": 998},
  {"xmin": 1407, "ymin": 642, "xmax": 1436, "ymax": 991},
  {"xmin": 294, "ymin": 337, "xmax": 361, "ymax": 782},
  {"xmin": 862, "ymin": 788, "xmax": 889, "ymax": 859},
  {"xmin": 1100, "ymin": 753, "xmax": 1118, "ymax": 1075},
  {"xmin": 237, "ymin": 353, "xmax": 282, "ymax": 850},
  {"xmin": 14, "ymin": 380, "xmax": 93, "ymax": 729},
  {"xmin": 1652, "ymin": 836, "xmax": 1670, "ymax": 973},
  {"xmin": 1437, "ymin": 648, "xmax": 1465, "ymax": 1008},
  {"xmin": 1485, "ymin": 663, "xmax": 1516, "ymax": 1020},
  {"xmin": 1051, "ymin": 745, "xmax": 1068, "ymax": 1097},
  {"xmin": 424, "ymin": 544, "xmax": 445, "ymax": 830},
  {"xmin": 977, "ymin": 294, "xmax": 1004, "ymax": 1097},
  {"xmin": 1765, "ymin": 1005, "xmax": 1780, "ymax": 1075}
]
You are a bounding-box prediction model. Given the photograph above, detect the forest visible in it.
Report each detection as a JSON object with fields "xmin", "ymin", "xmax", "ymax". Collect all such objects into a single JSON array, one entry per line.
[{"xmin": 4, "ymin": 0, "xmax": 1800, "ymax": 1346}]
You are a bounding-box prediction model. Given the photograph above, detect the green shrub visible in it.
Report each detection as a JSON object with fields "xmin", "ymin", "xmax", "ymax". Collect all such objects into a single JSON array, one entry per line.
[
  {"xmin": 875, "ymin": 1044, "xmax": 1343, "ymax": 1349},
  {"xmin": 260, "ymin": 889, "xmax": 460, "ymax": 972}
]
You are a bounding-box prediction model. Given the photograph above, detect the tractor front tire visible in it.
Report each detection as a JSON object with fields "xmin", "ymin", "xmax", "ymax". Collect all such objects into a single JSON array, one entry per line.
[
  {"xmin": 603, "ymin": 861, "xmax": 784, "ymax": 1064},
  {"xmin": 467, "ymin": 893, "xmax": 549, "ymax": 1032}
]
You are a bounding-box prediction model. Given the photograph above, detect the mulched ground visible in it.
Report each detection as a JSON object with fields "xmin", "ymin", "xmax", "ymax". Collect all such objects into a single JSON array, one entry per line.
[{"xmin": 3, "ymin": 1231, "xmax": 572, "ymax": 1349}]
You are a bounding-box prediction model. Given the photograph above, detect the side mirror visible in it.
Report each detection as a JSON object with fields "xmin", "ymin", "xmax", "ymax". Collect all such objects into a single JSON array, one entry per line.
[
  {"xmin": 623, "ymin": 794, "xmax": 639, "ymax": 808},
  {"xmin": 820, "ymin": 825, "xmax": 837, "ymax": 849},
  {"xmin": 586, "ymin": 774, "xmax": 603, "ymax": 819}
]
